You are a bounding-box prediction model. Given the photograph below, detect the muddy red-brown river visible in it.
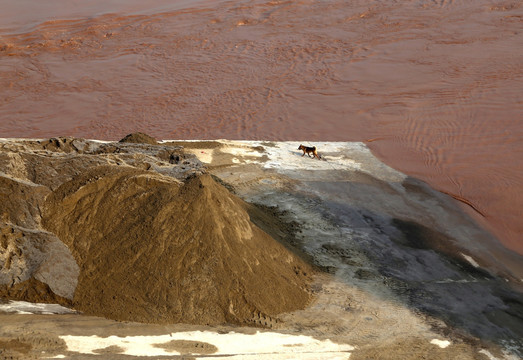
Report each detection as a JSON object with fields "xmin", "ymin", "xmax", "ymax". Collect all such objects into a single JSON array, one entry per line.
[{"xmin": 0, "ymin": 0, "xmax": 522, "ymax": 255}]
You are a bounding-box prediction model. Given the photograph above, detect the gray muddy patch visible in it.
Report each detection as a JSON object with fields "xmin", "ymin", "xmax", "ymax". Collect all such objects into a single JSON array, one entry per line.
[{"xmin": 209, "ymin": 141, "xmax": 523, "ymax": 357}]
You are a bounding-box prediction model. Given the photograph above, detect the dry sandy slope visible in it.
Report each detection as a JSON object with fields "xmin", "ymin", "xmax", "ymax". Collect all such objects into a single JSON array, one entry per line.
[
  {"xmin": 43, "ymin": 168, "xmax": 312, "ymax": 325},
  {"xmin": 0, "ymin": 136, "xmax": 312, "ymax": 326}
]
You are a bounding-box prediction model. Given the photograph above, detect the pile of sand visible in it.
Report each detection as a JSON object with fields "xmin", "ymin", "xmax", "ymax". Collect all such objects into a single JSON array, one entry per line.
[
  {"xmin": 0, "ymin": 135, "xmax": 312, "ymax": 325},
  {"xmin": 119, "ymin": 132, "xmax": 158, "ymax": 145}
]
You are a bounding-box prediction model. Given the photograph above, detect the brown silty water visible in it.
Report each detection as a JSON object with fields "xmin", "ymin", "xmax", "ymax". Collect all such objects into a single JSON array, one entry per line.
[{"xmin": 0, "ymin": 0, "xmax": 522, "ymax": 256}]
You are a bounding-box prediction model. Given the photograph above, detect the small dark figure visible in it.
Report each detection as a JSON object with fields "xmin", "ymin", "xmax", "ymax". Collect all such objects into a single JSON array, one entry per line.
[{"xmin": 298, "ymin": 144, "xmax": 320, "ymax": 160}]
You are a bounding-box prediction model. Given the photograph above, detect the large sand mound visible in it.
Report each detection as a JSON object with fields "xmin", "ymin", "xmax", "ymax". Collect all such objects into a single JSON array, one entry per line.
[{"xmin": 0, "ymin": 136, "xmax": 312, "ymax": 325}]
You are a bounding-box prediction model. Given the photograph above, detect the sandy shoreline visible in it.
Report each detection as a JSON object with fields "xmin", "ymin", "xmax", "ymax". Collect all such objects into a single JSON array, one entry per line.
[
  {"xmin": 1, "ymin": 137, "xmax": 521, "ymax": 359},
  {"xmin": 1, "ymin": 136, "xmax": 522, "ymax": 282}
]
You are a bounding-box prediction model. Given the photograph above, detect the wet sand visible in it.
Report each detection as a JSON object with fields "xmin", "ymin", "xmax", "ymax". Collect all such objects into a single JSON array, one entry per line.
[{"xmin": 0, "ymin": 0, "xmax": 522, "ymax": 257}]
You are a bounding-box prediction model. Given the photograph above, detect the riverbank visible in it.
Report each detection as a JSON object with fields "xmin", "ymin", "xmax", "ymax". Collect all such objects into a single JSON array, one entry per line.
[
  {"xmin": 0, "ymin": 136, "xmax": 521, "ymax": 359},
  {"xmin": 1, "ymin": 0, "xmax": 522, "ymax": 257}
]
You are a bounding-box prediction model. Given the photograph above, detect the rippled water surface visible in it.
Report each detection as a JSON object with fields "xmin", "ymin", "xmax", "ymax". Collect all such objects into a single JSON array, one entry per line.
[{"xmin": 0, "ymin": 0, "xmax": 522, "ymax": 254}]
